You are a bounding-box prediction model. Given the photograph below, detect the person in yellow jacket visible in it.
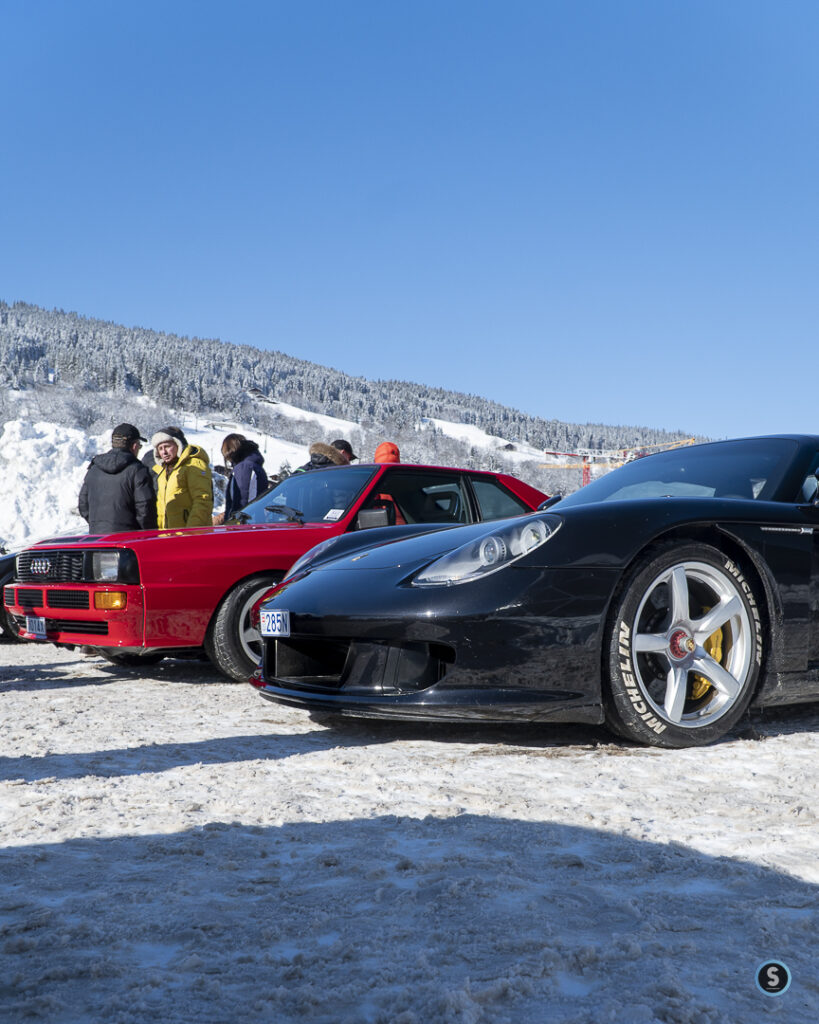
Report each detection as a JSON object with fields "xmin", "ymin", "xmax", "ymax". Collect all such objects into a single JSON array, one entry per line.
[{"xmin": 150, "ymin": 426, "xmax": 213, "ymax": 528}]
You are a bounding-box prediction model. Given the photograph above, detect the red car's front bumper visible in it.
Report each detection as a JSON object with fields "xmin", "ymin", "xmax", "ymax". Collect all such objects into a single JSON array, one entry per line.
[{"xmin": 3, "ymin": 582, "xmax": 145, "ymax": 646}]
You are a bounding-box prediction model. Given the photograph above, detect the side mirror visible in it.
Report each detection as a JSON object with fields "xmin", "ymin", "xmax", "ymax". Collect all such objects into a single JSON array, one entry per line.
[
  {"xmin": 538, "ymin": 494, "xmax": 562, "ymax": 511},
  {"xmin": 356, "ymin": 507, "xmax": 390, "ymax": 530}
]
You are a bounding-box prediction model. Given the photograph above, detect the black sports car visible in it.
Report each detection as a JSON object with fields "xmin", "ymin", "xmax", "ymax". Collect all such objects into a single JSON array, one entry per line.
[{"xmin": 251, "ymin": 435, "xmax": 819, "ymax": 747}]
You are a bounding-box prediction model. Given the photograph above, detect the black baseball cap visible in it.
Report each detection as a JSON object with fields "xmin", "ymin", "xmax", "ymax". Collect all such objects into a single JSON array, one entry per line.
[
  {"xmin": 112, "ymin": 423, "xmax": 147, "ymax": 444},
  {"xmin": 332, "ymin": 438, "xmax": 358, "ymax": 460}
]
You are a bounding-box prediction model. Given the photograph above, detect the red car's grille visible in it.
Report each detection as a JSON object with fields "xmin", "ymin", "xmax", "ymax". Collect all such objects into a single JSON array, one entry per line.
[
  {"xmin": 17, "ymin": 550, "xmax": 85, "ymax": 583},
  {"xmin": 49, "ymin": 619, "xmax": 109, "ymax": 635},
  {"xmin": 46, "ymin": 590, "xmax": 91, "ymax": 610},
  {"xmin": 9, "ymin": 614, "xmax": 110, "ymax": 636}
]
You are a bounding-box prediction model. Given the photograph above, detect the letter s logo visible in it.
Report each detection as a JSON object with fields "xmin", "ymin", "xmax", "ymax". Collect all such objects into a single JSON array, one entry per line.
[{"xmin": 756, "ymin": 960, "xmax": 791, "ymax": 996}]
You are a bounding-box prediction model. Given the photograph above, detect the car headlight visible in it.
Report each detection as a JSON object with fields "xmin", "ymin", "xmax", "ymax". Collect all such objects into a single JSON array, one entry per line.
[
  {"xmin": 286, "ymin": 537, "xmax": 343, "ymax": 580},
  {"xmin": 86, "ymin": 550, "xmax": 140, "ymax": 584},
  {"xmin": 90, "ymin": 551, "xmax": 120, "ymax": 581},
  {"xmin": 411, "ymin": 514, "xmax": 562, "ymax": 587}
]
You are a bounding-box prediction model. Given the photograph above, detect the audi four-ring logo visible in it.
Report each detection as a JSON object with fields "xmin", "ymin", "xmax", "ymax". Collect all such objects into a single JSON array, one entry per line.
[{"xmin": 30, "ymin": 559, "xmax": 53, "ymax": 575}]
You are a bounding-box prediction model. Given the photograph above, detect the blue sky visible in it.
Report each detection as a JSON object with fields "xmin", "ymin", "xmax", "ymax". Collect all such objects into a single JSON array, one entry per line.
[{"xmin": 1, "ymin": 1, "xmax": 817, "ymax": 439}]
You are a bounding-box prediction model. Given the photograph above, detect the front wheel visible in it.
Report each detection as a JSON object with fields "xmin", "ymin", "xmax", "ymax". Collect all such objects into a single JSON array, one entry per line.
[
  {"xmin": 205, "ymin": 574, "xmax": 283, "ymax": 682},
  {"xmin": 0, "ymin": 605, "xmax": 25, "ymax": 642},
  {"xmin": 605, "ymin": 543, "xmax": 763, "ymax": 748}
]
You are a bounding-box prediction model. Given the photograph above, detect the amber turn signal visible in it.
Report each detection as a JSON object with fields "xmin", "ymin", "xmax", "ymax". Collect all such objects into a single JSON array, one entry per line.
[{"xmin": 94, "ymin": 592, "xmax": 127, "ymax": 610}]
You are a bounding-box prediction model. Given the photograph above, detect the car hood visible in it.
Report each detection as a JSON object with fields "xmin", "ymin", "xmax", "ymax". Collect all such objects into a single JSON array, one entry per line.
[
  {"xmin": 26, "ymin": 521, "xmax": 337, "ymax": 549},
  {"xmin": 310, "ymin": 518, "xmax": 531, "ymax": 572}
]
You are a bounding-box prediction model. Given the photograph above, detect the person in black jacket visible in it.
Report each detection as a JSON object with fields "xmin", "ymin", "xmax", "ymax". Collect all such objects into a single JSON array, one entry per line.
[
  {"xmin": 220, "ymin": 433, "xmax": 269, "ymax": 521},
  {"xmin": 78, "ymin": 423, "xmax": 157, "ymax": 534},
  {"xmin": 294, "ymin": 439, "xmax": 357, "ymax": 473}
]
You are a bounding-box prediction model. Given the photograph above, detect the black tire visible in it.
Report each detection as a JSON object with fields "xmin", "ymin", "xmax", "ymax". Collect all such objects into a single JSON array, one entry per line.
[
  {"xmin": 0, "ymin": 605, "xmax": 25, "ymax": 642},
  {"xmin": 605, "ymin": 543, "xmax": 763, "ymax": 748},
  {"xmin": 98, "ymin": 649, "xmax": 167, "ymax": 667},
  {"xmin": 205, "ymin": 574, "xmax": 283, "ymax": 682}
]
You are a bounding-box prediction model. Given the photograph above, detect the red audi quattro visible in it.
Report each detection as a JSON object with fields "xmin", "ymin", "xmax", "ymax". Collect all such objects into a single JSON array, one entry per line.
[{"xmin": 4, "ymin": 463, "xmax": 546, "ymax": 680}]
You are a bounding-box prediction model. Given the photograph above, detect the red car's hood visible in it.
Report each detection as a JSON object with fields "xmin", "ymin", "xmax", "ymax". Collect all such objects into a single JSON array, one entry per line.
[{"xmin": 29, "ymin": 522, "xmax": 341, "ymax": 548}]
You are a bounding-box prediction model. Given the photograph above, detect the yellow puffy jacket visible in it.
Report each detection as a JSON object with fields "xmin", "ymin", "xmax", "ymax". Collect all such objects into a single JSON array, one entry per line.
[{"xmin": 153, "ymin": 444, "xmax": 213, "ymax": 528}]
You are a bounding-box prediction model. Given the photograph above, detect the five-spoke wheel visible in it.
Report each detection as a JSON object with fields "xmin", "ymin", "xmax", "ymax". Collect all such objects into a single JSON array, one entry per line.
[{"xmin": 606, "ymin": 544, "xmax": 762, "ymax": 747}]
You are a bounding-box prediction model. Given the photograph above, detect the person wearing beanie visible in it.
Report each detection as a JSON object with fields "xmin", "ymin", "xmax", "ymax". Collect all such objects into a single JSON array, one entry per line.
[
  {"xmin": 374, "ymin": 442, "xmax": 400, "ymax": 464},
  {"xmin": 78, "ymin": 423, "xmax": 157, "ymax": 534},
  {"xmin": 150, "ymin": 425, "xmax": 213, "ymax": 528},
  {"xmin": 293, "ymin": 441, "xmax": 349, "ymax": 474}
]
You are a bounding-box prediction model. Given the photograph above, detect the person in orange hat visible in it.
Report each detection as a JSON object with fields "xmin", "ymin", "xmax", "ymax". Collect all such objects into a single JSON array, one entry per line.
[
  {"xmin": 369, "ymin": 442, "xmax": 405, "ymax": 524},
  {"xmin": 374, "ymin": 442, "xmax": 400, "ymax": 464}
]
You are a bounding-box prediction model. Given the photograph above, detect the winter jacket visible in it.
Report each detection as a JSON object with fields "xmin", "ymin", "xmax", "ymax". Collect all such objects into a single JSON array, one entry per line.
[
  {"xmin": 78, "ymin": 449, "xmax": 157, "ymax": 534},
  {"xmin": 294, "ymin": 442, "xmax": 347, "ymax": 473},
  {"xmin": 153, "ymin": 444, "xmax": 213, "ymax": 528},
  {"xmin": 224, "ymin": 440, "xmax": 268, "ymax": 519},
  {"xmin": 141, "ymin": 450, "xmax": 158, "ymax": 496}
]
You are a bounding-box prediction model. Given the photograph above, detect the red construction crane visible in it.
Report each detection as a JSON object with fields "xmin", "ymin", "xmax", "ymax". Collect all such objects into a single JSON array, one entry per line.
[{"xmin": 542, "ymin": 438, "xmax": 696, "ymax": 486}]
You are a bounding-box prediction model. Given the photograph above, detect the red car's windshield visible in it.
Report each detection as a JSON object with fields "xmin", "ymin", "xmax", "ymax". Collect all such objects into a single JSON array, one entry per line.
[{"xmin": 229, "ymin": 466, "xmax": 377, "ymax": 524}]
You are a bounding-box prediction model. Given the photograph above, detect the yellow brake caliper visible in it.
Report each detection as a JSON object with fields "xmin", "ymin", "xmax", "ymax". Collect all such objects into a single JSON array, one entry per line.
[{"xmin": 691, "ymin": 607, "xmax": 722, "ymax": 699}]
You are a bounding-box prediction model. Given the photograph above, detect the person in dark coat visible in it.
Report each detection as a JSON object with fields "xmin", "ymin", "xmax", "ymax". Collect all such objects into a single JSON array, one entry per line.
[
  {"xmin": 78, "ymin": 423, "xmax": 157, "ymax": 534},
  {"xmin": 294, "ymin": 439, "xmax": 357, "ymax": 473},
  {"xmin": 141, "ymin": 447, "xmax": 158, "ymax": 496},
  {"xmin": 221, "ymin": 433, "xmax": 269, "ymax": 520}
]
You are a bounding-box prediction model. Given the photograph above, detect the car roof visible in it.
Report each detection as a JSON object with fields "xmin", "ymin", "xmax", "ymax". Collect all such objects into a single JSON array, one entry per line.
[{"xmin": 313, "ymin": 462, "xmax": 523, "ymax": 476}]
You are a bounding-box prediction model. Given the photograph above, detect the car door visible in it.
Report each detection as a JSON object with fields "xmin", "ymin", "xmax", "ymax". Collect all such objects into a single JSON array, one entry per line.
[{"xmin": 360, "ymin": 469, "xmax": 475, "ymax": 526}]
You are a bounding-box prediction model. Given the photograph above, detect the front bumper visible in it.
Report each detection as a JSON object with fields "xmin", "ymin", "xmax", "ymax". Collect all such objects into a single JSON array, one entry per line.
[
  {"xmin": 3, "ymin": 582, "xmax": 145, "ymax": 646},
  {"xmin": 252, "ymin": 564, "xmax": 620, "ymax": 724}
]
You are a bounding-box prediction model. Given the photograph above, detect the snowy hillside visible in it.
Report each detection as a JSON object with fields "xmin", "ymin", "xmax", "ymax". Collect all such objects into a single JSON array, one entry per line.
[{"xmin": 0, "ymin": 394, "xmax": 359, "ymax": 549}]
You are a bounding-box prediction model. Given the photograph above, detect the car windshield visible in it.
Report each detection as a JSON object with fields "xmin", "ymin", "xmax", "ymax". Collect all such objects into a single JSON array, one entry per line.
[
  {"xmin": 228, "ymin": 466, "xmax": 377, "ymax": 524},
  {"xmin": 557, "ymin": 438, "xmax": 799, "ymax": 508}
]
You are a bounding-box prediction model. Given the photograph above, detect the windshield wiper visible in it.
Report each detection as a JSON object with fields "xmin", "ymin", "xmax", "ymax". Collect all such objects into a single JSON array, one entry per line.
[{"xmin": 265, "ymin": 503, "xmax": 305, "ymax": 524}]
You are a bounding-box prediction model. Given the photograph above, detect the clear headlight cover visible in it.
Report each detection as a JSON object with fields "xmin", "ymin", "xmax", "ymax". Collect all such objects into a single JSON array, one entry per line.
[
  {"xmin": 411, "ymin": 514, "xmax": 562, "ymax": 587},
  {"xmin": 90, "ymin": 551, "xmax": 122, "ymax": 581},
  {"xmin": 286, "ymin": 537, "xmax": 343, "ymax": 580}
]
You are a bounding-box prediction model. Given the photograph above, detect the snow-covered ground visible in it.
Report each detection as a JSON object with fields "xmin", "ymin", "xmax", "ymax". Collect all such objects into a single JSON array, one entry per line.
[{"xmin": 1, "ymin": 641, "xmax": 817, "ymax": 1023}]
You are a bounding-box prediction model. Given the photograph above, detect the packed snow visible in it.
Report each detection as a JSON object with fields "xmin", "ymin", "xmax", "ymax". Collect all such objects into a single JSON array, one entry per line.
[{"xmin": 1, "ymin": 642, "xmax": 817, "ymax": 1023}]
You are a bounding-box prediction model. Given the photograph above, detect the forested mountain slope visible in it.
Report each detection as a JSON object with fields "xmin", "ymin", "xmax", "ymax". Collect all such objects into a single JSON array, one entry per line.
[{"xmin": 0, "ymin": 300, "xmax": 698, "ymax": 493}]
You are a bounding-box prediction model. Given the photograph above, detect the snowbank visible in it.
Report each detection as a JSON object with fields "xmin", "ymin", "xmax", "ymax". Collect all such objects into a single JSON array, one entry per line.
[{"xmin": 0, "ymin": 415, "xmax": 340, "ymax": 550}]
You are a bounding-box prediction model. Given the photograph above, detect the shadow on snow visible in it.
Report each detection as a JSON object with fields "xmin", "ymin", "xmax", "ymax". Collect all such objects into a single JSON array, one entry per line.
[{"xmin": 0, "ymin": 816, "xmax": 816, "ymax": 1024}]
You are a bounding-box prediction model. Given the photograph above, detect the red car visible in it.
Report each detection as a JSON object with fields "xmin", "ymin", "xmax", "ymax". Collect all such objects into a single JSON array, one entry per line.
[{"xmin": 4, "ymin": 463, "xmax": 546, "ymax": 680}]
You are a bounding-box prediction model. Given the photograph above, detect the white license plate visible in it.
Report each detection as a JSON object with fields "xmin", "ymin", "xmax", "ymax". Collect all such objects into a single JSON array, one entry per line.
[
  {"xmin": 260, "ymin": 609, "xmax": 290, "ymax": 637},
  {"xmin": 26, "ymin": 615, "xmax": 47, "ymax": 639}
]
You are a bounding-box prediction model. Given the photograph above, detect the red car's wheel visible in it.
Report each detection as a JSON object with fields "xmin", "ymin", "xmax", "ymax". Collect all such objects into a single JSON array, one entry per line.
[{"xmin": 205, "ymin": 573, "xmax": 283, "ymax": 682}]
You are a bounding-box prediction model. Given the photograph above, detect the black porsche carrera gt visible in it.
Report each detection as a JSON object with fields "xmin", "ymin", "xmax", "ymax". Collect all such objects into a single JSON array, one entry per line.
[{"xmin": 251, "ymin": 435, "xmax": 819, "ymax": 747}]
